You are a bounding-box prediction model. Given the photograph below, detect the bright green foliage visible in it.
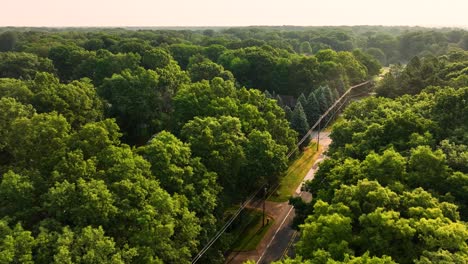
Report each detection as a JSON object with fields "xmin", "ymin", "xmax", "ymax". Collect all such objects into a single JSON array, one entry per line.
[
  {"xmin": 337, "ymin": 51, "xmax": 368, "ymax": 84},
  {"xmin": 0, "ymin": 220, "xmax": 35, "ymax": 264},
  {"xmin": 243, "ymin": 129, "xmax": 288, "ymax": 185},
  {"xmin": 181, "ymin": 116, "xmax": 247, "ymax": 198},
  {"xmin": 141, "ymin": 48, "xmax": 172, "ymax": 69},
  {"xmin": 290, "ymin": 84, "xmax": 468, "ymax": 262},
  {"xmin": 136, "ymin": 131, "xmax": 220, "ymax": 242},
  {"xmin": 361, "ymin": 148, "xmax": 407, "ymax": 186},
  {"xmin": 35, "ymin": 226, "xmax": 137, "ymax": 264},
  {"xmin": 7, "ymin": 112, "xmax": 70, "ymax": 173},
  {"xmin": 0, "ymin": 97, "xmax": 35, "ymax": 150},
  {"xmin": 31, "ymin": 73, "xmax": 103, "ymax": 127},
  {"xmin": 439, "ymin": 140, "xmax": 468, "ymax": 172},
  {"xmin": 0, "ymin": 26, "xmax": 465, "ymax": 264},
  {"xmin": 407, "ymin": 146, "xmax": 450, "ymax": 190},
  {"xmin": 1, "ymin": 73, "xmax": 103, "ymax": 128},
  {"xmin": 174, "ymin": 77, "xmax": 297, "ymax": 150},
  {"xmin": 187, "ymin": 55, "xmax": 234, "ymax": 82},
  {"xmin": 0, "ymin": 78, "xmax": 34, "ymax": 102},
  {"xmin": 296, "ymin": 201, "xmax": 354, "ymax": 260},
  {"xmin": 0, "ymin": 113, "xmax": 201, "ymax": 263},
  {"xmin": 296, "ymin": 179, "xmax": 468, "ymax": 263},
  {"xmin": 0, "ymin": 52, "xmax": 54, "ymax": 79}
]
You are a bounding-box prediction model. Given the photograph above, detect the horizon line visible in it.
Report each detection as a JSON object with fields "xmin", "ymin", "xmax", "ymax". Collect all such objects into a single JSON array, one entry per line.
[{"xmin": 1, "ymin": 24, "xmax": 467, "ymax": 29}]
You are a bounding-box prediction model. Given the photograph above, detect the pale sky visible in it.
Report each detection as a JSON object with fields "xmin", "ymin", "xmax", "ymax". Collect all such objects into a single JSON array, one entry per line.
[{"xmin": 2, "ymin": 0, "xmax": 467, "ymax": 27}]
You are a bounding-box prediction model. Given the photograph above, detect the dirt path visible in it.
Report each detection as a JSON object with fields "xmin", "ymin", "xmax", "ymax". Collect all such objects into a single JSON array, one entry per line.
[{"xmin": 225, "ymin": 132, "xmax": 332, "ymax": 264}]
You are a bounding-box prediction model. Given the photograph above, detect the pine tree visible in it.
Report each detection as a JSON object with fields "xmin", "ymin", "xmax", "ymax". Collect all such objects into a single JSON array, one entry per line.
[
  {"xmin": 275, "ymin": 94, "xmax": 284, "ymax": 107},
  {"xmin": 315, "ymin": 87, "xmax": 329, "ymax": 114},
  {"xmin": 297, "ymin": 93, "xmax": 307, "ymax": 109},
  {"xmin": 323, "ymin": 86, "xmax": 334, "ymax": 106},
  {"xmin": 291, "ymin": 102, "xmax": 310, "ymax": 149},
  {"xmin": 284, "ymin": 105, "xmax": 293, "ymax": 121},
  {"xmin": 331, "ymin": 87, "xmax": 340, "ymax": 101},
  {"xmin": 264, "ymin": 90, "xmax": 272, "ymax": 99},
  {"xmin": 304, "ymin": 92, "xmax": 320, "ymax": 126}
]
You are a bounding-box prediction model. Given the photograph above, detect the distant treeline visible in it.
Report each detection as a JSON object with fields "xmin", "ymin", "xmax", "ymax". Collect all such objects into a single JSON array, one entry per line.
[{"xmin": 0, "ymin": 26, "xmax": 466, "ymax": 263}]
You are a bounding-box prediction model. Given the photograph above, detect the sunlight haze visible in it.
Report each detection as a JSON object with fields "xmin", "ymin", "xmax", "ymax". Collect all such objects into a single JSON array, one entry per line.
[{"xmin": 3, "ymin": 0, "xmax": 468, "ymax": 27}]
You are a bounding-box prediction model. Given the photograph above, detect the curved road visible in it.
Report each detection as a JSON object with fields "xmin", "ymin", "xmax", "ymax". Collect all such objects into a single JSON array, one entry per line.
[{"xmin": 225, "ymin": 132, "xmax": 332, "ymax": 264}]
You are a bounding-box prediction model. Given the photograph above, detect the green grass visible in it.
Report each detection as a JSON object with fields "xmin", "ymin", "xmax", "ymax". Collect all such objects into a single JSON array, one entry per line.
[
  {"xmin": 268, "ymin": 142, "xmax": 320, "ymax": 202},
  {"xmin": 231, "ymin": 209, "xmax": 274, "ymax": 251}
]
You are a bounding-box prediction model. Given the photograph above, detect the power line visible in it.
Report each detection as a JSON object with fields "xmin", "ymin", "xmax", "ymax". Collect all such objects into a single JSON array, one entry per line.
[
  {"xmin": 287, "ymin": 81, "xmax": 370, "ymax": 158},
  {"xmin": 191, "ymin": 184, "xmax": 266, "ymax": 263},
  {"xmin": 192, "ymin": 81, "xmax": 371, "ymax": 263}
]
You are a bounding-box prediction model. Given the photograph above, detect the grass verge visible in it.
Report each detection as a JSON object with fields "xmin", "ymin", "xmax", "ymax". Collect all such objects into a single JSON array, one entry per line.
[
  {"xmin": 268, "ymin": 142, "xmax": 320, "ymax": 202},
  {"xmin": 231, "ymin": 209, "xmax": 274, "ymax": 251}
]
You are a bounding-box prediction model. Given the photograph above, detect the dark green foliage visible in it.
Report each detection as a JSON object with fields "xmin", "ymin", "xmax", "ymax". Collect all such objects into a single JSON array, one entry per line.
[
  {"xmin": 315, "ymin": 86, "xmax": 330, "ymax": 113},
  {"xmin": 352, "ymin": 49, "xmax": 382, "ymax": 76},
  {"xmin": 168, "ymin": 43, "xmax": 202, "ymax": 69},
  {"xmin": 284, "ymin": 105, "xmax": 293, "ymax": 121},
  {"xmin": 290, "ymin": 102, "xmax": 310, "ymax": 148},
  {"xmin": 377, "ymin": 50, "xmax": 468, "ymax": 98},
  {"xmin": 366, "ymin": 47, "xmax": 387, "ymax": 65},
  {"xmin": 304, "ymin": 92, "xmax": 320, "ymax": 126},
  {"xmin": 299, "ymin": 41, "xmax": 312, "ymax": 54},
  {"xmin": 0, "ymin": 26, "xmax": 466, "ymax": 263},
  {"xmin": 98, "ymin": 67, "xmax": 163, "ymax": 144},
  {"xmin": 0, "ymin": 31, "xmax": 17, "ymax": 52},
  {"xmin": 297, "ymin": 93, "xmax": 307, "ymax": 108},
  {"xmin": 288, "ymin": 56, "xmax": 323, "ymax": 96},
  {"xmin": 48, "ymin": 45, "xmax": 88, "ymax": 81}
]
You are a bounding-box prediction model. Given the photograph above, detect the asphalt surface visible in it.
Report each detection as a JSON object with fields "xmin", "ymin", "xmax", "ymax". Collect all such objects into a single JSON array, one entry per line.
[{"xmin": 225, "ymin": 132, "xmax": 332, "ymax": 264}]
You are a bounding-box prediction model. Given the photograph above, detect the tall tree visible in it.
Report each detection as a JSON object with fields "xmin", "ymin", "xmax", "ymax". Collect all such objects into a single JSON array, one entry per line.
[
  {"xmin": 290, "ymin": 102, "xmax": 310, "ymax": 148},
  {"xmin": 304, "ymin": 92, "xmax": 320, "ymax": 126},
  {"xmin": 299, "ymin": 41, "xmax": 312, "ymax": 54},
  {"xmin": 0, "ymin": 31, "xmax": 17, "ymax": 52}
]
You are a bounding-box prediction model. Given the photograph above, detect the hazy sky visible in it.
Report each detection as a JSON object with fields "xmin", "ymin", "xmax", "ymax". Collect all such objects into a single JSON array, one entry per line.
[{"xmin": 2, "ymin": 0, "xmax": 467, "ymax": 27}]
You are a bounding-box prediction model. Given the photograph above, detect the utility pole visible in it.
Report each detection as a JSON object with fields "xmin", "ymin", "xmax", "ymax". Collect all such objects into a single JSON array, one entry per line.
[
  {"xmin": 317, "ymin": 121, "xmax": 320, "ymax": 151},
  {"xmin": 263, "ymin": 186, "xmax": 267, "ymax": 226}
]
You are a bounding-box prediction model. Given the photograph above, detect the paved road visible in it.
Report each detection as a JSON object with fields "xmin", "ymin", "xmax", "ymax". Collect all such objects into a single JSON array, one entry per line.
[{"xmin": 225, "ymin": 132, "xmax": 332, "ymax": 264}]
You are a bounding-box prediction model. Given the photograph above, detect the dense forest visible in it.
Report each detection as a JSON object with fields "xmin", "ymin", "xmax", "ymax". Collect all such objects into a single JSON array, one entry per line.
[
  {"xmin": 282, "ymin": 49, "xmax": 468, "ymax": 263},
  {"xmin": 0, "ymin": 26, "xmax": 467, "ymax": 263}
]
